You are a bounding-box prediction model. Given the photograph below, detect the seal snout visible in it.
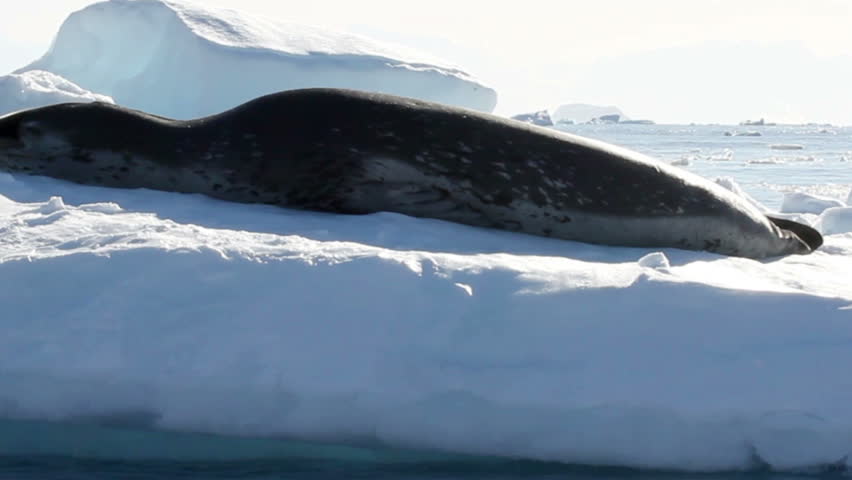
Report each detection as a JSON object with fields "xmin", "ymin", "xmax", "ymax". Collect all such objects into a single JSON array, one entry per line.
[{"xmin": 767, "ymin": 216, "xmax": 824, "ymax": 254}]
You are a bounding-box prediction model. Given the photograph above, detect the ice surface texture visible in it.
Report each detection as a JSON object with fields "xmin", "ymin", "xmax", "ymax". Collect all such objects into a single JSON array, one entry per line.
[
  {"xmin": 0, "ymin": 70, "xmax": 113, "ymax": 115},
  {"xmin": 1, "ymin": 173, "xmax": 851, "ymax": 471}
]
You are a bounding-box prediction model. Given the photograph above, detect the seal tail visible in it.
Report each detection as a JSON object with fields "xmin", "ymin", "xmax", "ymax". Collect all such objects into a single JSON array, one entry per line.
[{"xmin": 767, "ymin": 216, "xmax": 824, "ymax": 252}]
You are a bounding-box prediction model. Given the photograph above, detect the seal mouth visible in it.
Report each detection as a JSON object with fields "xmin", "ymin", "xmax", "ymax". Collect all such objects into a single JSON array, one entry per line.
[{"xmin": 767, "ymin": 216, "xmax": 824, "ymax": 253}]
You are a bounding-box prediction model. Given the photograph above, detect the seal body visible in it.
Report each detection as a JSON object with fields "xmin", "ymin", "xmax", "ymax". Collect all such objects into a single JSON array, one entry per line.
[{"xmin": 0, "ymin": 88, "xmax": 820, "ymax": 258}]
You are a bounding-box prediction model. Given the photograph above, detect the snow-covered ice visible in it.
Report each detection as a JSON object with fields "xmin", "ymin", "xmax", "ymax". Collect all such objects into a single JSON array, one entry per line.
[
  {"xmin": 0, "ymin": 70, "xmax": 113, "ymax": 115},
  {"xmin": 1, "ymin": 171, "xmax": 851, "ymax": 471},
  {"xmin": 816, "ymin": 207, "xmax": 852, "ymax": 235},
  {"xmin": 780, "ymin": 192, "xmax": 846, "ymax": 215},
  {"xmin": 16, "ymin": 0, "xmax": 496, "ymax": 118}
]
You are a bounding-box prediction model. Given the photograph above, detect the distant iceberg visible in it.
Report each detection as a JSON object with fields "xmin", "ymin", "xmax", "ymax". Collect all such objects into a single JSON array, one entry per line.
[
  {"xmin": 0, "ymin": 70, "xmax": 113, "ymax": 115},
  {"xmin": 618, "ymin": 119, "xmax": 655, "ymax": 125},
  {"xmin": 16, "ymin": 0, "xmax": 496, "ymax": 118},
  {"xmin": 723, "ymin": 130, "xmax": 762, "ymax": 137},
  {"xmin": 551, "ymin": 103, "xmax": 627, "ymax": 124},
  {"xmin": 510, "ymin": 109, "xmax": 553, "ymax": 126},
  {"xmin": 739, "ymin": 118, "xmax": 777, "ymax": 126},
  {"xmin": 549, "ymin": 103, "xmax": 653, "ymax": 125}
]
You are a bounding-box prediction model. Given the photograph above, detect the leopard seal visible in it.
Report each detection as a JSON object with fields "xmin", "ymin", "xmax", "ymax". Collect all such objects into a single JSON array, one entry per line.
[{"xmin": 0, "ymin": 88, "xmax": 821, "ymax": 258}]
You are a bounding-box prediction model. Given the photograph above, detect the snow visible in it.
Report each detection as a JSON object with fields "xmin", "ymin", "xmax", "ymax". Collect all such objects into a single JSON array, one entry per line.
[
  {"xmin": 551, "ymin": 103, "xmax": 627, "ymax": 124},
  {"xmin": 1, "ymin": 171, "xmax": 852, "ymax": 471},
  {"xmin": 0, "ymin": 70, "xmax": 113, "ymax": 116},
  {"xmin": 780, "ymin": 192, "xmax": 846, "ymax": 215},
  {"xmin": 816, "ymin": 207, "xmax": 852, "ymax": 235},
  {"xmin": 636, "ymin": 251, "xmax": 671, "ymax": 270},
  {"xmin": 16, "ymin": 0, "xmax": 496, "ymax": 118}
]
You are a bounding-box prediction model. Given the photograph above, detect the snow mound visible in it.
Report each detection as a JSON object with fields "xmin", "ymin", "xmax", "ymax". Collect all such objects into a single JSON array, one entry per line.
[
  {"xmin": 2, "ymin": 174, "xmax": 852, "ymax": 471},
  {"xmin": 551, "ymin": 103, "xmax": 627, "ymax": 124},
  {"xmin": 17, "ymin": 0, "xmax": 496, "ymax": 118},
  {"xmin": 0, "ymin": 70, "xmax": 113, "ymax": 116},
  {"xmin": 636, "ymin": 252, "xmax": 670, "ymax": 271},
  {"xmin": 816, "ymin": 207, "xmax": 852, "ymax": 235},
  {"xmin": 780, "ymin": 192, "xmax": 845, "ymax": 215},
  {"xmin": 847, "ymin": 188, "xmax": 852, "ymax": 205}
]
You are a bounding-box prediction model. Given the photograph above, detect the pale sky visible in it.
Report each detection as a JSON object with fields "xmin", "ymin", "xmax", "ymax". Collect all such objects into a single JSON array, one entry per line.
[{"xmin": 1, "ymin": 0, "xmax": 851, "ymax": 124}]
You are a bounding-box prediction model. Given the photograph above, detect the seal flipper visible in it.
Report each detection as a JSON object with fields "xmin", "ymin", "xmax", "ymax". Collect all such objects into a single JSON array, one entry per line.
[{"xmin": 767, "ymin": 216, "xmax": 824, "ymax": 251}]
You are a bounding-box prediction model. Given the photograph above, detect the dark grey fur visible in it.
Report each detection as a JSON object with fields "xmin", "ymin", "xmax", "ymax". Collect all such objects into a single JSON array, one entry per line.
[{"xmin": 0, "ymin": 88, "xmax": 821, "ymax": 258}]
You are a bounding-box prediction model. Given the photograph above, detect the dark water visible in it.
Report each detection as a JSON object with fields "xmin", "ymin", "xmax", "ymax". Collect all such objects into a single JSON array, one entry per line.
[
  {"xmin": 1, "ymin": 456, "xmax": 839, "ymax": 480},
  {"xmin": 3, "ymin": 457, "xmax": 845, "ymax": 480},
  {"xmin": 1, "ymin": 420, "xmax": 846, "ymax": 480},
  {"xmin": 555, "ymin": 123, "xmax": 852, "ymax": 209}
]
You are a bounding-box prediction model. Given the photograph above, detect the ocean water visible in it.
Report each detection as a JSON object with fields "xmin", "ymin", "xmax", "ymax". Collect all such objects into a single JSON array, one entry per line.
[
  {"xmin": 557, "ymin": 123, "xmax": 852, "ymax": 209},
  {"xmin": 2, "ymin": 123, "xmax": 850, "ymax": 479},
  {"xmin": 0, "ymin": 421, "xmax": 842, "ymax": 480}
]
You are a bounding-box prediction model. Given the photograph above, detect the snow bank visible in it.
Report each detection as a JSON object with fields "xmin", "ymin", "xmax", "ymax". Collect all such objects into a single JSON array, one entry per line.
[
  {"xmin": 816, "ymin": 207, "xmax": 852, "ymax": 235},
  {"xmin": 17, "ymin": 0, "xmax": 496, "ymax": 118},
  {"xmin": 0, "ymin": 70, "xmax": 113, "ymax": 116},
  {"xmin": 551, "ymin": 103, "xmax": 627, "ymax": 124},
  {"xmin": 1, "ymin": 173, "xmax": 852, "ymax": 471},
  {"xmin": 780, "ymin": 192, "xmax": 845, "ymax": 215}
]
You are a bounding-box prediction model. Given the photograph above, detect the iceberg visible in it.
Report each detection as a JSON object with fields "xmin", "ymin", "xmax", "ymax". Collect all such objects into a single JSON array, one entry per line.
[
  {"xmin": 510, "ymin": 110, "xmax": 553, "ymax": 126},
  {"xmin": 1, "ymin": 173, "xmax": 851, "ymax": 471},
  {"xmin": 17, "ymin": 0, "xmax": 496, "ymax": 119},
  {"xmin": 551, "ymin": 103, "xmax": 627, "ymax": 125}
]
